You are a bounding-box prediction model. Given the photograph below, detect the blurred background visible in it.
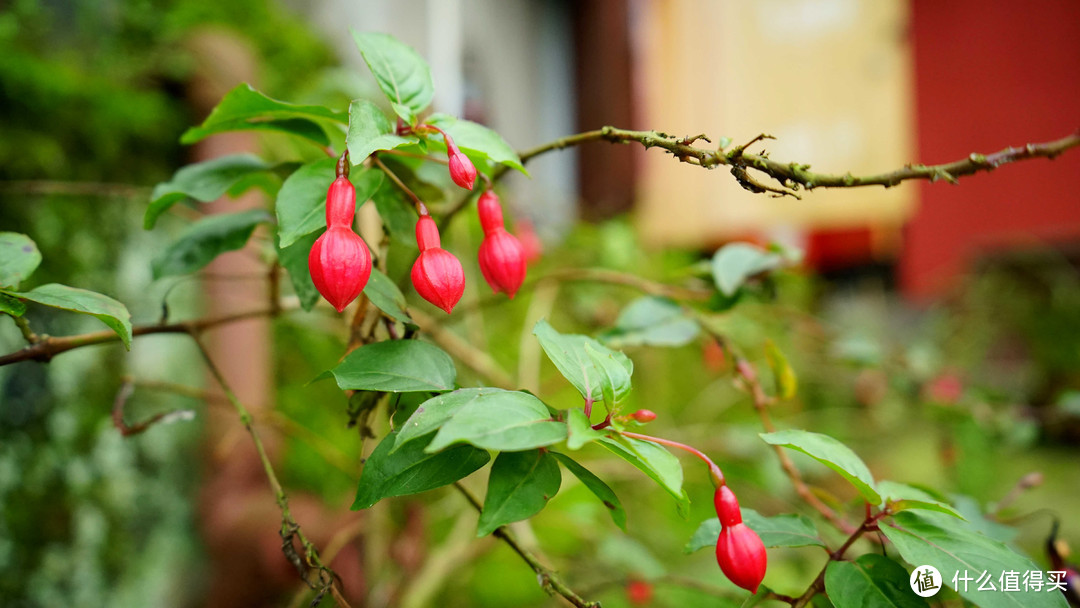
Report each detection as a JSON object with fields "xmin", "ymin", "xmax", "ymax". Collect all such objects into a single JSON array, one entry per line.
[{"xmin": 1, "ymin": 1, "xmax": 1078, "ymax": 607}]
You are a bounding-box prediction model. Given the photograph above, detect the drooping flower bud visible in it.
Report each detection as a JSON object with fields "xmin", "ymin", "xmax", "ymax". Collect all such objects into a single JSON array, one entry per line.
[
  {"xmin": 325, "ymin": 176, "xmax": 356, "ymax": 228},
  {"xmin": 716, "ymin": 523, "xmax": 768, "ymax": 594},
  {"xmin": 476, "ymin": 191, "xmax": 527, "ymax": 298},
  {"xmin": 308, "ymin": 226, "xmax": 372, "ymax": 313},
  {"xmin": 445, "ymin": 135, "xmax": 476, "ymax": 190},
  {"xmin": 713, "ymin": 486, "xmax": 767, "ymax": 593},
  {"xmin": 411, "ymin": 215, "xmax": 465, "ymax": 314},
  {"xmin": 630, "ymin": 409, "xmax": 657, "ymax": 423}
]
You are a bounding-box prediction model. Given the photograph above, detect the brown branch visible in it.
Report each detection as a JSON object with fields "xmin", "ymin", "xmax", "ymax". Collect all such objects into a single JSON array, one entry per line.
[
  {"xmin": 453, "ymin": 482, "xmax": 599, "ymax": 608},
  {"xmin": 409, "ymin": 308, "xmax": 514, "ymax": 388},
  {"xmin": 111, "ymin": 377, "xmax": 195, "ymax": 436},
  {"xmin": 0, "ymin": 180, "xmax": 151, "ymax": 198},
  {"xmin": 792, "ymin": 511, "xmax": 885, "ymax": 608},
  {"xmin": 194, "ymin": 337, "xmax": 352, "ymax": 608},
  {"xmin": 0, "ymin": 306, "xmax": 289, "ymax": 366},
  {"xmin": 498, "ymin": 126, "xmax": 1080, "ymax": 199}
]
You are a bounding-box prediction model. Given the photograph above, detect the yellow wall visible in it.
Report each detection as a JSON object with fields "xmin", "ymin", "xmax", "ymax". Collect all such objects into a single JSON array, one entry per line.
[{"xmin": 634, "ymin": 0, "xmax": 916, "ymax": 247}]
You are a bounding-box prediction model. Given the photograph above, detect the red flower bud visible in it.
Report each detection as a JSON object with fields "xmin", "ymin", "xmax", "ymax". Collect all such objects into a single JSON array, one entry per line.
[
  {"xmin": 325, "ymin": 176, "xmax": 355, "ymax": 228},
  {"xmin": 630, "ymin": 409, "xmax": 657, "ymax": 423},
  {"xmin": 713, "ymin": 485, "xmax": 742, "ymax": 527},
  {"xmin": 716, "ymin": 522, "xmax": 767, "ymax": 594},
  {"xmin": 445, "ymin": 135, "xmax": 476, "ymax": 190},
  {"xmin": 476, "ymin": 191, "xmax": 526, "ymax": 297},
  {"xmin": 514, "ymin": 218, "xmax": 543, "ymax": 263},
  {"xmin": 411, "ymin": 216, "xmax": 465, "ymax": 314},
  {"xmin": 308, "ymin": 226, "xmax": 372, "ymax": 312},
  {"xmin": 625, "ymin": 579, "xmax": 654, "ymax": 605}
]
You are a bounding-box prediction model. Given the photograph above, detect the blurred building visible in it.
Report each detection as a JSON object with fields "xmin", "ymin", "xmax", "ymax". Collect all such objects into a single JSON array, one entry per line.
[{"xmin": 302, "ymin": 0, "xmax": 1080, "ymax": 298}]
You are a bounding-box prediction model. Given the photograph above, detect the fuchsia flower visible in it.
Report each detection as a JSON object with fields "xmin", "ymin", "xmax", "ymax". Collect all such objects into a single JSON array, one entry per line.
[
  {"xmin": 411, "ymin": 215, "xmax": 465, "ymax": 314},
  {"xmin": 308, "ymin": 175, "xmax": 372, "ymax": 312},
  {"xmin": 476, "ymin": 190, "xmax": 527, "ymax": 298},
  {"xmin": 713, "ymin": 485, "xmax": 767, "ymax": 594},
  {"xmin": 445, "ymin": 134, "xmax": 476, "ymax": 190}
]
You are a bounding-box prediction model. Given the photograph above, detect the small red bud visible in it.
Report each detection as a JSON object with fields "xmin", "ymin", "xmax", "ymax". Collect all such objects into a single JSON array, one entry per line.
[
  {"xmin": 325, "ymin": 177, "xmax": 355, "ymax": 228},
  {"xmin": 445, "ymin": 135, "xmax": 476, "ymax": 190},
  {"xmin": 716, "ymin": 523, "xmax": 767, "ymax": 594},
  {"xmin": 514, "ymin": 218, "xmax": 543, "ymax": 263},
  {"xmin": 411, "ymin": 216, "xmax": 465, "ymax": 314},
  {"xmin": 308, "ymin": 226, "xmax": 372, "ymax": 313},
  {"xmin": 625, "ymin": 579, "xmax": 653, "ymax": 605},
  {"xmin": 630, "ymin": 409, "xmax": 657, "ymax": 423}
]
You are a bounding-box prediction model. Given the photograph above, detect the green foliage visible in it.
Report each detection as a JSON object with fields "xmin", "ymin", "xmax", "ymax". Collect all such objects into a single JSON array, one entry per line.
[
  {"xmin": 0, "ymin": 232, "xmax": 42, "ymax": 288},
  {"xmin": 3, "ymin": 283, "xmax": 133, "ymax": 348},
  {"xmin": 600, "ymin": 296, "xmax": 700, "ymax": 348},
  {"xmin": 825, "ymin": 554, "xmax": 929, "ymax": 608},
  {"xmin": 550, "ymin": 451, "xmax": 627, "ymax": 530},
  {"xmin": 352, "ymin": 431, "xmax": 489, "ymax": 510},
  {"xmin": 477, "ymin": 450, "xmax": 561, "ymax": 536},
  {"xmin": 332, "ymin": 340, "xmax": 457, "ymax": 392},
  {"xmin": 151, "ymin": 208, "xmax": 273, "ymax": 279},
  {"xmin": 144, "ymin": 154, "xmax": 278, "ymax": 229},
  {"xmin": 599, "ymin": 435, "xmax": 689, "ymax": 513},
  {"xmin": 351, "ymin": 31, "xmax": 434, "ymax": 125},
  {"xmin": 533, "ymin": 319, "xmax": 634, "ymax": 404},
  {"xmin": 760, "ymin": 429, "xmax": 882, "ymax": 504},
  {"xmin": 180, "ymin": 83, "xmax": 347, "ymax": 146},
  {"xmin": 346, "ymin": 99, "xmax": 415, "ymax": 163},
  {"xmin": 711, "ymin": 242, "xmax": 785, "ymax": 296}
]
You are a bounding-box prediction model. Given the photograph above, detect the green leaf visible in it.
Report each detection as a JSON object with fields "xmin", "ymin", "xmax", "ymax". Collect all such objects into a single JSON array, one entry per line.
[
  {"xmin": 881, "ymin": 511, "xmax": 1067, "ymax": 608},
  {"xmin": 477, "ymin": 450, "xmax": 561, "ymax": 536},
  {"xmin": 351, "ymin": 31, "xmax": 434, "ymax": 124},
  {"xmin": 599, "ymin": 296, "xmax": 699, "ymax": 348},
  {"xmin": 372, "ymin": 183, "xmax": 417, "ymax": 245},
  {"xmin": 533, "ymin": 319, "xmax": 634, "ymax": 404},
  {"xmin": 276, "ymin": 231, "xmax": 320, "ymax": 311},
  {"xmin": 6, "ymin": 284, "xmax": 132, "ymax": 348},
  {"xmin": 152, "ymin": 209, "xmax": 273, "ymax": 279},
  {"xmin": 426, "ymin": 114, "xmax": 527, "ymax": 175},
  {"xmin": 877, "ymin": 481, "xmax": 964, "ymax": 520},
  {"xmin": 685, "ymin": 509, "xmax": 825, "ymax": 553},
  {"xmin": 0, "ymin": 232, "xmax": 41, "ymax": 288},
  {"xmin": 825, "ymin": 554, "xmax": 929, "ymax": 608},
  {"xmin": 550, "ymin": 452, "xmax": 626, "ymax": 530},
  {"xmin": 364, "ymin": 268, "xmax": 412, "ymax": 325},
  {"xmin": 598, "ymin": 435, "xmax": 688, "ymax": 512},
  {"xmin": 764, "ymin": 339, "xmax": 798, "ymax": 400},
  {"xmin": 0, "ymin": 292, "xmax": 26, "ymax": 317},
  {"xmin": 760, "ymin": 430, "xmax": 880, "ymax": 504},
  {"xmin": 332, "ymin": 339, "xmax": 456, "ymax": 392},
  {"xmin": 180, "ymin": 83, "xmax": 346, "ymax": 145},
  {"xmin": 346, "ymin": 99, "xmax": 414, "ymax": 162},
  {"xmin": 394, "ymin": 388, "xmax": 491, "ymax": 450},
  {"xmin": 711, "ymin": 243, "xmax": 784, "ymax": 296},
  {"xmin": 275, "ymin": 159, "xmax": 384, "ymax": 249},
  {"xmin": 425, "ymin": 390, "xmax": 567, "ymax": 453},
  {"xmin": 144, "ymin": 154, "xmax": 275, "ymax": 229},
  {"xmin": 566, "ymin": 408, "xmax": 605, "ymax": 450},
  {"xmin": 352, "ymin": 431, "xmax": 489, "ymax": 510}
]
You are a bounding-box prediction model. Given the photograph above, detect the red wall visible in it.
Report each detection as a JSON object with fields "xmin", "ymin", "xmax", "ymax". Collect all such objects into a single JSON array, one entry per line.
[{"xmin": 903, "ymin": 0, "xmax": 1080, "ymax": 298}]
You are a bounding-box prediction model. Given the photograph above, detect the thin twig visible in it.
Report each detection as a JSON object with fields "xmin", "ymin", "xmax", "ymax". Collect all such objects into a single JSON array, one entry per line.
[
  {"xmin": 193, "ymin": 337, "xmax": 352, "ymax": 608},
  {"xmin": 0, "ymin": 180, "xmax": 151, "ymax": 198},
  {"xmin": 111, "ymin": 377, "xmax": 195, "ymax": 436},
  {"xmin": 496, "ymin": 126, "xmax": 1080, "ymax": 199},
  {"xmin": 454, "ymin": 482, "xmax": 599, "ymax": 608},
  {"xmin": 409, "ymin": 307, "xmax": 514, "ymax": 388},
  {"xmin": 0, "ymin": 305, "xmax": 291, "ymax": 366},
  {"xmin": 792, "ymin": 510, "xmax": 886, "ymax": 608},
  {"xmin": 372, "ymin": 154, "xmax": 426, "ymax": 215}
]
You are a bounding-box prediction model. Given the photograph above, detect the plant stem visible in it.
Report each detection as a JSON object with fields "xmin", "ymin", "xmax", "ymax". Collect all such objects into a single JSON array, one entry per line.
[
  {"xmin": 372, "ymin": 153, "xmax": 427, "ymax": 215},
  {"xmin": 0, "ymin": 305, "xmax": 293, "ymax": 366},
  {"xmin": 621, "ymin": 431, "xmax": 724, "ymax": 486},
  {"xmin": 194, "ymin": 337, "xmax": 352, "ymax": 608},
  {"xmin": 792, "ymin": 510, "xmax": 886, "ymax": 607},
  {"xmin": 453, "ymin": 482, "xmax": 599, "ymax": 608},
  {"xmin": 494, "ymin": 126, "xmax": 1080, "ymax": 198},
  {"xmin": 12, "ymin": 315, "xmax": 39, "ymax": 344}
]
